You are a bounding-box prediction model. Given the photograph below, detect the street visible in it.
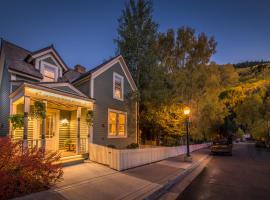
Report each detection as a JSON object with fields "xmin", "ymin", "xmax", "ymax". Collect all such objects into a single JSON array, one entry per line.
[{"xmin": 178, "ymin": 143, "xmax": 270, "ymax": 200}]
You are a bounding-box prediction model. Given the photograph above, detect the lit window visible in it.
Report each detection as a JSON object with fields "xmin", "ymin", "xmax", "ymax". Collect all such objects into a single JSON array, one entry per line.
[
  {"xmin": 108, "ymin": 110, "xmax": 127, "ymax": 137},
  {"xmin": 113, "ymin": 73, "xmax": 123, "ymax": 100},
  {"xmin": 118, "ymin": 114, "xmax": 126, "ymax": 136},
  {"xmin": 43, "ymin": 65, "xmax": 56, "ymax": 82},
  {"xmin": 109, "ymin": 112, "xmax": 117, "ymax": 136}
]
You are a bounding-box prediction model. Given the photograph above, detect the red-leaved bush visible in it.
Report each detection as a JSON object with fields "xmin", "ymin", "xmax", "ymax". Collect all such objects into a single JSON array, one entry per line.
[{"xmin": 0, "ymin": 137, "xmax": 63, "ymax": 200}]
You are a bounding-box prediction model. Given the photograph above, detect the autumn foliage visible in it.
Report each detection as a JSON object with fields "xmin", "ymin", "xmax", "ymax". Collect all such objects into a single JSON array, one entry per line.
[{"xmin": 0, "ymin": 137, "xmax": 63, "ymax": 200}]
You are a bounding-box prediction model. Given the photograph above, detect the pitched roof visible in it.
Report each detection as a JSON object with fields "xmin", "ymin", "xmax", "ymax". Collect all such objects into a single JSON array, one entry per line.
[
  {"xmin": 1, "ymin": 39, "xmax": 71, "ymax": 81},
  {"xmin": 71, "ymin": 55, "xmax": 120, "ymax": 83},
  {"xmin": 71, "ymin": 55, "xmax": 137, "ymax": 91},
  {"xmin": 2, "ymin": 40, "xmax": 43, "ymax": 79},
  {"xmin": 35, "ymin": 82, "xmax": 90, "ymax": 99},
  {"xmin": 29, "ymin": 44, "xmax": 69, "ymax": 71},
  {"xmin": 63, "ymin": 69, "xmax": 82, "ymax": 82}
]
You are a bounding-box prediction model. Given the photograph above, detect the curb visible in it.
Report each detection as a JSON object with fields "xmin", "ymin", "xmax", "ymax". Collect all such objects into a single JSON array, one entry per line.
[{"xmin": 144, "ymin": 154, "xmax": 210, "ymax": 200}]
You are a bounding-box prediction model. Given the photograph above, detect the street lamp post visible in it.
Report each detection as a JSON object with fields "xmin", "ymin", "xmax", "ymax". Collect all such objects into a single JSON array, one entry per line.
[{"xmin": 184, "ymin": 106, "xmax": 192, "ymax": 162}]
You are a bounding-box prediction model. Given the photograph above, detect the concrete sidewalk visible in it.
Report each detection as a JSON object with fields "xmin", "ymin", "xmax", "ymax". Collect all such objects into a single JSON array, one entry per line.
[{"xmin": 16, "ymin": 148, "xmax": 210, "ymax": 200}]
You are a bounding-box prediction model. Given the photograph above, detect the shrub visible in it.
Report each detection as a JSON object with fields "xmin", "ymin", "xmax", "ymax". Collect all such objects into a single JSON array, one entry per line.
[
  {"xmin": 0, "ymin": 137, "xmax": 63, "ymax": 200},
  {"xmin": 107, "ymin": 144, "xmax": 116, "ymax": 149},
  {"xmin": 8, "ymin": 114, "xmax": 24, "ymax": 130},
  {"xmin": 162, "ymin": 135, "xmax": 180, "ymax": 146},
  {"xmin": 126, "ymin": 143, "xmax": 139, "ymax": 149}
]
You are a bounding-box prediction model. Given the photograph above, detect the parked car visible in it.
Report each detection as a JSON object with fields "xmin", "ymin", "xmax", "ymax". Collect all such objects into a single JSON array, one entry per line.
[{"xmin": 211, "ymin": 139, "xmax": 232, "ymax": 156}]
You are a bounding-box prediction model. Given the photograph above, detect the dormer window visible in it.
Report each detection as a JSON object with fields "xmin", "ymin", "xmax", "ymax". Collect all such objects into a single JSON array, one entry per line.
[
  {"xmin": 43, "ymin": 65, "xmax": 56, "ymax": 82},
  {"xmin": 40, "ymin": 61, "xmax": 59, "ymax": 82},
  {"xmin": 113, "ymin": 72, "xmax": 124, "ymax": 100}
]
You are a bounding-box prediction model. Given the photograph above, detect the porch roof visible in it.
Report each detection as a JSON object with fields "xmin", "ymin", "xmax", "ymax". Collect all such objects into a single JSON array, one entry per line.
[{"xmin": 10, "ymin": 82, "xmax": 94, "ymax": 108}]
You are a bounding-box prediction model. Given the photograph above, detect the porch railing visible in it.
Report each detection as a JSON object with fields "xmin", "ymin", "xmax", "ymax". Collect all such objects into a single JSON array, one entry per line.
[
  {"xmin": 80, "ymin": 138, "xmax": 88, "ymax": 154},
  {"xmin": 12, "ymin": 138, "xmax": 88, "ymax": 154},
  {"xmin": 12, "ymin": 139, "xmax": 43, "ymax": 151},
  {"xmin": 12, "ymin": 139, "xmax": 54, "ymax": 150}
]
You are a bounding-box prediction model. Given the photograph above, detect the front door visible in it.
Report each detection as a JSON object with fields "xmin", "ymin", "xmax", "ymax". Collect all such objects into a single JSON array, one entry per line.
[{"xmin": 45, "ymin": 109, "xmax": 59, "ymax": 151}]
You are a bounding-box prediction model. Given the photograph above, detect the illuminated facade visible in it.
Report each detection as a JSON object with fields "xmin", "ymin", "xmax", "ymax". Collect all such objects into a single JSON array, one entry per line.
[{"xmin": 0, "ymin": 40, "xmax": 137, "ymax": 157}]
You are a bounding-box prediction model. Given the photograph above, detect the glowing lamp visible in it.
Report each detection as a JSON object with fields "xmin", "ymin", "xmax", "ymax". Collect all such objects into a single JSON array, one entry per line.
[
  {"xmin": 61, "ymin": 118, "xmax": 69, "ymax": 126},
  {"xmin": 183, "ymin": 107, "xmax": 190, "ymax": 115}
]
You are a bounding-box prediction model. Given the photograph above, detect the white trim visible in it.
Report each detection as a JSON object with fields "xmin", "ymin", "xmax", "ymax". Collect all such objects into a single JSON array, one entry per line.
[
  {"xmin": 36, "ymin": 54, "xmax": 63, "ymax": 77},
  {"xmin": 113, "ymin": 72, "xmax": 124, "ymax": 101},
  {"xmin": 10, "ymin": 74, "xmax": 16, "ymax": 93},
  {"xmin": 91, "ymin": 56, "xmax": 137, "ymax": 91},
  {"xmin": 40, "ymin": 61, "xmax": 59, "ymax": 82},
  {"xmin": 32, "ymin": 49, "xmax": 68, "ymax": 71},
  {"xmin": 11, "ymin": 74, "xmax": 16, "ymax": 81},
  {"xmin": 38, "ymin": 82, "xmax": 88, "ymax": 98},
  {"xmin": 90, "ymin": 78, "xmax": 94, "ymax": 98},
  {"xmin": 118, "ymin": 56, "xmax": 137, "ymax": 91},
  {"xmin": 8, "ymin": 70, "xmax": 41, "ymax": 81},
  {"xmin": 108, "ymin": 108, "xmax": 127, "ymax": 138}
]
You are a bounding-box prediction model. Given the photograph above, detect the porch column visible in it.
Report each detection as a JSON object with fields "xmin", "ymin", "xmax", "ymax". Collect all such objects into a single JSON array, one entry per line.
[
  {"xmin": 89, "ymin": 126, "xmax": 93, "ymax": 143},
  {"xmin": 41, "ymin": 101, "xmax": 47, "ymax": 152},
  {"xmin": 76, "ymin": 107, "xmax": 81, "ymax": 154},
  {"xmin": 23, "ymin": 96, "xmax": 30, "ymax": 149},
  {"xmin": 9, "ymin": 99, "xmax": 17, "ymax": 138}
]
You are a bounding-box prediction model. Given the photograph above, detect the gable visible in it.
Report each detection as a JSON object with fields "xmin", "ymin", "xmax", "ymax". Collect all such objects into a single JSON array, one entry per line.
[
  {"xmin": 37, "ymin": 82, "xmax": 89, "ymax": 98},
  {"xmin": 29, "ymin": 47, "xmax": 69, "ymax": 72},
  {"xmin": 43, "ymin": 56, "xmax": 57, "ymax": 66},
  {"xmin": 91, "ymin": 56, "xmax": 137, "ymax": 91}
]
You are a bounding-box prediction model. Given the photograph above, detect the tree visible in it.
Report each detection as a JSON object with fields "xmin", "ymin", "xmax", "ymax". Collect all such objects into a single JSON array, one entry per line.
[
  {"xmin": 115, "ymin": 0, "xmax": 158, "ymax": 90},
  {"xmin": 156, "ymin": 27, "xmax": 217, "ymax": 71},
  {"xmin": 235, "ymin": 94, "xmax": 264, "ymax": 137},
  {"xmin": 115, "ymin": 1, "xmax": 235, "ymax": 143},
  {"xmin": 115, "ymin": 0, "xmax": 169, "ymax": 143}
]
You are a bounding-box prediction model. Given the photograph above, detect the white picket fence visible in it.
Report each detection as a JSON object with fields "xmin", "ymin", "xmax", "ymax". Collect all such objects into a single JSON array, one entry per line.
[{"xmin": 89, "ymin": 143, "xmax": 211, "ymax": 171}]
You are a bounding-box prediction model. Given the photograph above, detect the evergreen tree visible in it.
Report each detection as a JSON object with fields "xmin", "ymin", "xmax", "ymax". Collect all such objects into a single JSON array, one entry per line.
[{"xmin": 115, "ymin": 0, "xmax": 158, "ymax": 91}]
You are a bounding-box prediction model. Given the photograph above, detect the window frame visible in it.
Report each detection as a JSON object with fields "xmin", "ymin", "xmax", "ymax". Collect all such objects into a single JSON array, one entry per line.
[
  {"xmin": 113, "ymin": 72, "xmax": 124, "ymax": 101},
  {"xmin": 108, "ymin": 108, "xmax": 127, "ymax": 138},
  {"xmin": 40, "ymin": 61, "xmax": 59, "ymax": 82}
]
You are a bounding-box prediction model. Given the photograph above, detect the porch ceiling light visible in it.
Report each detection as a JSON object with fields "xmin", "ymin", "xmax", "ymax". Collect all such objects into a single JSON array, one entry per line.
[{"xmin": 61, "ymin": 118, "xmax": 69, "ymax": 126}]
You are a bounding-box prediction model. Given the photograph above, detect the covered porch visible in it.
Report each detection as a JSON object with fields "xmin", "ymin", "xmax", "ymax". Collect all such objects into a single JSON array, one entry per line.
[{"xmin": 9, "ymin": 82, "xmax": 94, "ymax": 157}]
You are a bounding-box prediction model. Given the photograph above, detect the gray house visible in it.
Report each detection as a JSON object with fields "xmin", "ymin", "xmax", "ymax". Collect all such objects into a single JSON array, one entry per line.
[{"xmin": 0, "ymin": 39, "xmax": 137, "ymax": 157}]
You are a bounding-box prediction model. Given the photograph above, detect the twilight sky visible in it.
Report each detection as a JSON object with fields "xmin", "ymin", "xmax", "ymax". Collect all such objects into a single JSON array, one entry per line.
[{"xmin": 0, "ymin": 0, "xmax": 269, "ymax": 70}]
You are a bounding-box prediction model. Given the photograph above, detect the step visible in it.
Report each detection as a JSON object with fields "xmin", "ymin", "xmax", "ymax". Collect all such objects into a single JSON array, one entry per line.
[
  {"xmin": 60, "ymin": 154, "xmax": 84, "ymax": 161},
  {"xmin": 60, "ymin": 157, "xmax": 85, "ymax": 167},
  {"xmin": 54, "ymin": 154, "xmax": 89, "ymax": 167}
]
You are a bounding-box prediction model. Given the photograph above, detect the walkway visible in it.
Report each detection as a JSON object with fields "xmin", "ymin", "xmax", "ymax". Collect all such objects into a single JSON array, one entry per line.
[{"xmin": 16, "ymin": 148, "xmax": 209, "ymax": 200}]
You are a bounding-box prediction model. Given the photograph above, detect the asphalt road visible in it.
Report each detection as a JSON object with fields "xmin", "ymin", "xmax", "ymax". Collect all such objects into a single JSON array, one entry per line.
[{"xmin": 178, "ymin": 143, "xmax": 270, "ymax": 200}]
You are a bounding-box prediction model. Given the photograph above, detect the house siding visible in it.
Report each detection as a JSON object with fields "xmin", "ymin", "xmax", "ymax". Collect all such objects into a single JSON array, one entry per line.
[
  {"xmin": 0, "ymin": 63, "xmax": 11, "ymax": 136},
  {"xmin": 92, "ymin": 62, "xmax": 136, "ymax": 149},
  {"xmin": 74, "ymin": 79, "xmax": 90, "ymax": 97}
]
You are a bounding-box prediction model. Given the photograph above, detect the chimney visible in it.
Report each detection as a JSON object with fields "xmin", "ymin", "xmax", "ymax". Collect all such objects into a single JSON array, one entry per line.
[{"xmin": 74, "ymin": 64, "xmax": 86, "ymax": 74}]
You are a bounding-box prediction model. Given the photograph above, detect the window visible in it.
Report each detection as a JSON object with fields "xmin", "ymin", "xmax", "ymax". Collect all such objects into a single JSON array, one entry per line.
[
  {"xmin": 43, "ymin": 65, "xmax": 56, "ymax": 82},
  {"xmin": 108, "ymin": 109, "xmax": 127, "ymax": 138},
  {"xmin": 113, "ymin": 73, "xmax": 124, "ymax": 100}
]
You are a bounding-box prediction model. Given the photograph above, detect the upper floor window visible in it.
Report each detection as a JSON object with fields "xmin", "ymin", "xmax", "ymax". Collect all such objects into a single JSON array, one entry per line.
[
  {"xmin": 113, "ymin": 72, "xmax": 124, "ymax": 100},
  {"xmin": 43, "ymin": 65, "xmax": 56, "ymax": 82},
  {"xmin": 40, "ymin": 61, "xmax": 59, "ymax": 82}
]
